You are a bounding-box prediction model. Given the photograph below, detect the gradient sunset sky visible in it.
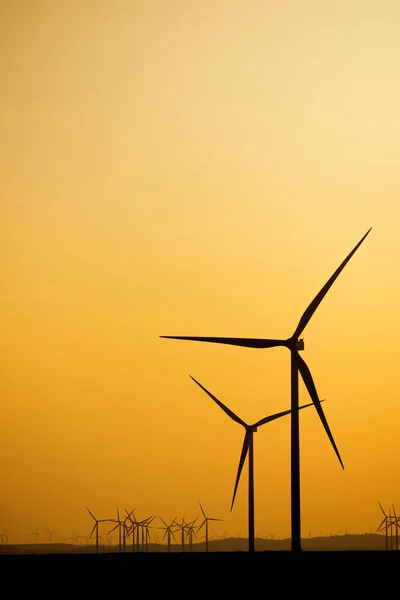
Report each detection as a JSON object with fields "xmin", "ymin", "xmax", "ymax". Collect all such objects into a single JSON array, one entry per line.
[{"xmin": 2, "ymin": 1, "xmax": 400, "ymax": 545}]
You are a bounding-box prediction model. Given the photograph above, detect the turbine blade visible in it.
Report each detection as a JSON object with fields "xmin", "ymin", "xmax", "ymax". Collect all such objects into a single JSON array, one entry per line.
[
  {"xmin": 297, "ymin": 353, "xmax": 344, "ymax": 469},
  {"xmin": 378, "ymin": 501, "xmax": 387, "ymax": 517},
  {"xmin": 199, "ymin": 503, "xmax": 206, "ymax": 518},
  {"xmin": 89, "ymin": 524, "xmax": 97, "ymax": 538},
  {"xmin": 190, "ymin": 376, "xmax": 247, "ymax": 427},
  {"xmin": 108, "ymin": 524, "xmax": 119, "ymax": 535},
  {"xmin": 148, "ymin": 515, "xmax": 157, "ymax": 525},
  {"xmin": 376, "ymin": 516, "xmax": 386, "ymax": 532},
  {"xmin": 292, "ymin": 228, "xmax": 371, "ymax": 340},
  {"xmin": 86, "ymin": 507, "xmax": 96, "ymax": 521},
  {"xmin": 231, "ymin": 431, "xmax": 250, "ymax": 511},
  {"xmin": 161, "ymin": 336, "xmax": 286, "ymax": 349},
  {"xmin": 253, "ymin": 400, "xmax": 319, "ymax": 428},
  {"xmin": 197, "ymin": 519, "xmax": 206, "ymax": 533}
]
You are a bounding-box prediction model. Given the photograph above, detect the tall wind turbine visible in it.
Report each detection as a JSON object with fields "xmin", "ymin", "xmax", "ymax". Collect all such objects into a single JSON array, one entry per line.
[
  {"xmin": 161, "ymin": 229, "xmax": 371, "ymax": 552},
  {"xmin": 191, "ymin": 375, "xmax": 317, "ymax": 552},
  {"xmin": 197, "ymin": 503, "xmax": 223, "ymax": 553}
]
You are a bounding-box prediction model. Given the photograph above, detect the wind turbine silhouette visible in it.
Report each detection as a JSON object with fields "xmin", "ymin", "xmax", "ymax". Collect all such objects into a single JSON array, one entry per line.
[
  {"xmin": 185, "ymin": 517, "xmax": 198, "ymax": 551},
  {"xmin": 126, "ymin": 510, "xmax": 141, "ymax": 552},
  {"xmin": 161, "ymin": 228, "xmax": 371, "ymax": 552},
  {"xmin": 377, "ymin": 501, "xmax": 389, "ymax": 550},
  {"xmin": 197, "ymin": 503, "xmax": 223, "ymax": 552},
  {"xmin": 174, "ymin": 517, "xmax": 189, "ymax": 552},
  {"xmin": 108, "ymin": 508, "xmax": 134, "ymax": 552},
  {"xmin": 377, "ymin": 502, "xmax": 400, "ymax": 551},
  {"xmin": 158, "ymin": 517, "xmax": 178, "ymax": 552},
  {"xmin": 143, "ymin": 515, "xmax": 157, "ymax": 551},
  {"xmin": 391, "ymin": 504, "xmax": 400, "ymax": 551},
  {"xmin": 191, "ymin": 375, "xmax": 317, "ymax": 552},
  {"xmin": 47, "ymin": 529, "xmax": 56, "ymax": 544},
  {"xmin": 86, "ymin": 507, "xmax": 115, "ymax": 554},
  {"xmin": 32, "ymin": 526, "xmax": 41, "ymax": 544}
]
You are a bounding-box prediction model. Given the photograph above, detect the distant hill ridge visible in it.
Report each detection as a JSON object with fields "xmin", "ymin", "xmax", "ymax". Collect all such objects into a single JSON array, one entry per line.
[{"xmin": 0, "ymin": 533, "xmax": 391, "ymax": 554}]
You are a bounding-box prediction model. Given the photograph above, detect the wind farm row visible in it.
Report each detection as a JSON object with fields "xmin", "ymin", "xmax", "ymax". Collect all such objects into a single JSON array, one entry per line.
[
  {"xmin": 1, "ymin": 500, "xmax": 398, "ymax": 554},
  {"xmin": 0, "ymin": 504, "xmax": 223, "ymax": 553}
]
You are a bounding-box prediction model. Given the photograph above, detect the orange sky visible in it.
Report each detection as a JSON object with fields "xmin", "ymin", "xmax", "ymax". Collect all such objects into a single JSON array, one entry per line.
[{"xmin": 1, "ymin": 0, "xmax": 400, "ymax": 545}]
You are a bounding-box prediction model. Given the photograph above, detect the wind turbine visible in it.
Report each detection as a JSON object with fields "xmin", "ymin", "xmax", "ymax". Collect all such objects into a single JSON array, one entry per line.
[
  {"xmin": 107, "ymin": 507, "xmax": 131, "ymax": 552},
  {"xmin": 185, "ymin": 517, "xmax": 198, "ymax": 552},
  {"xmin": 174, "ymin": 517, "xmax": 189, "ymax": 552},
  {"xmin": 86, "ymin": 507, "xmax": 116, "ymax": 554},
  {"xmin": 392, "ymin": 504, "xmax": 400, "ymax": 551},
  {"xmin": 47, "ymin": 529, "xmax": 56, "ymax": 544},
  {"xmin": 377, "ymin": 502, "xmax": 399, "ymax": 551},
  {"xmin": 158, "ymin": 517, "xmax": 178, "ymax": 552},
  {"xmin": 68, "ymin": 529, "xmax": 78, "ymax": 545},
  {"xmin": 191, "ymin": 375, "xmax": 317, "ymax": 552},
  {"xmin": 32, "ymin": 527, "xmax": 41, "ymax": 544},
  {"xmin": 121, "ymin": 508, "xmax": 136, "ymax": 552},
  {"xmin": 390, "ymin": 504, "xmax": 400, "ymax": 551},
  {"xmin": 377, "ymin": 502, "xmax": 390, "ymax": 550},
  {"xmin": 144, "ymin": 515, "xmax": 157, "ymax": 551},
  {"xmin": 126, "ymin": 510, "xmax": 140, "ymax": 552},
  {"xmin": 1, "ymin": 531, "xmax": 10, "ymax": 545},
  {"xmin": 197, "ymin": 503, "xmax": 223, "ymax": 553},
  {"xmin": 161, "ymin": 228, "xmax": 371, "ymax": 552}
]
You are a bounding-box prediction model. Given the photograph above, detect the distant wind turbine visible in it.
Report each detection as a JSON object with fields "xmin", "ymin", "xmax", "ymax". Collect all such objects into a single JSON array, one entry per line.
[
  {"xmin": 377, "ymin": 502, "xmax": 400, "ymax": 551},
  {"xmin": 158, "ymin": 517, "xmax": 178, "ymax": 552},
  {"xmin": 86, "ymin": 507, "xmax": 116, "ymax": 554},
  {"xmin": 106, "ymin": 507, "xmax": 131, "ymax": 552},
  {"xmin": 174, "ymin": 517, "xmax": 189, "ymax": 552},
  {"xmin": 47, "ymin": 529, "xmax": 56, "ymax": 544},
  {"xmin": 392, "ymin": 504, "xmax": 400, "ymax": 551},
  {"xmin": 126, "ymin": 509, "xmax": 140, "ymax": 552},
  {"xmin": 190, "ymin": 375, "xmax": 317, "ymax": 552},
  {"xmin": 144, "ymin": 515, "xmax": 157, "ymax": 551},
  {"xmin": 32, "ymin": 527, "xmax": 41, "ymax": 544},
  {"xmin": 197, "ymin": 503, "xmax": 223, "ymax": 553},
  {"xmin": 185, "ymin": 517, "xmax": 198, "ymax": 552},
  {"xmin": 161, "ymin": 228, "xmax": 371, "ymax": 552}
]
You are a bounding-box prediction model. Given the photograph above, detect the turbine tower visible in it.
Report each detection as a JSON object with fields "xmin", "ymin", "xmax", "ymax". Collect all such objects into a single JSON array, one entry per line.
[{"xmin": 161, "ymin": 228, "xmax": 371, "ymax": 552}]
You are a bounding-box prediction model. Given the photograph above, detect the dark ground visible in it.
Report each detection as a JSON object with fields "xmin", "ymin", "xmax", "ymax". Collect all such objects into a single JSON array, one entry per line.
[
  {"xmin": 2, "ymin": 549, "xmax": 399, "ymax": 588},
  {"xmin": 2, "ymin": 536, "xmax": 398, "ymax": 593}
]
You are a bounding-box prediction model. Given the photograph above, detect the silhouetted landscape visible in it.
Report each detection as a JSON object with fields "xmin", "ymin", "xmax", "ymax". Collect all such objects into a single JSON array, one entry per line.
[
  {"xmin": 3, "ymin": 533, "xmax": 399, "ymax": 591},
  {"xmin": 0, "ymin": 532, "xmax": 395, "ymax": 554}
]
